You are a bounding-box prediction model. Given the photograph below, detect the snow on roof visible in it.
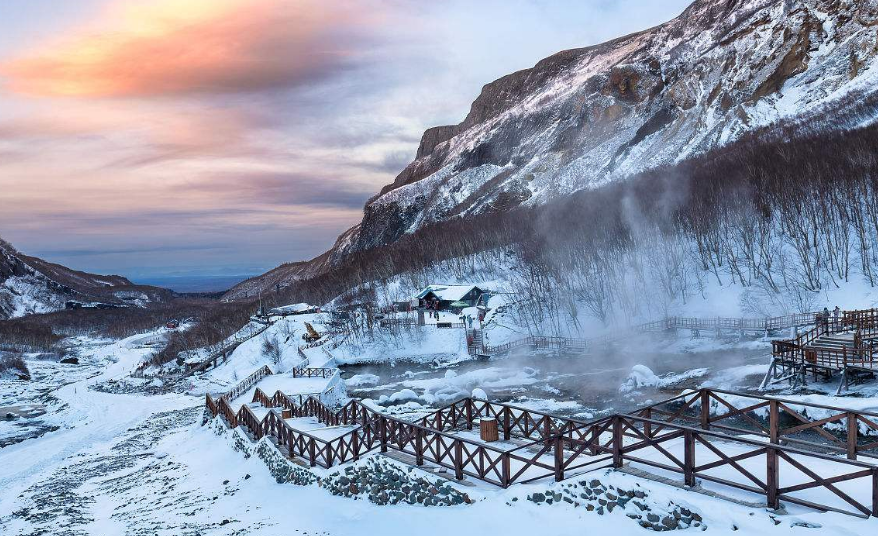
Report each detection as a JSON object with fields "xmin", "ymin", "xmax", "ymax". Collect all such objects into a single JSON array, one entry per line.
[
  {"xmin": 269, "ymin": 303, "xmax": 315, "ymax": 313},
  {"xmin": 415, "ymin": 285, "xmax": 482, "ymax": 301}
]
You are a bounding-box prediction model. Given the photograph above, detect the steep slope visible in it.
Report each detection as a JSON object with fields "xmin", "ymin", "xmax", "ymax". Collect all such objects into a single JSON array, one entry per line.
[
  {"xmin": 347, "ymin": 0, "xmax": 878, "ymax": 254},
  {"xmin": 0, "ymin": 239, "xmax": 170, "ymax": 319},
  {"xmin": 226, "ymin": 0, "xmax": 878, "ymax": 300}
]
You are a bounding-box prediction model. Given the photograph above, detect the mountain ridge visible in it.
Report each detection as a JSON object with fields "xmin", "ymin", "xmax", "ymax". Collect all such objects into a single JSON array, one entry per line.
[
  {"xmin": 0, "ymin": 238, "xmax": 171, "ymax": 319},
  {"xmin": 224, "ymin": 0, "xmax": 878, "ymax": 301}
]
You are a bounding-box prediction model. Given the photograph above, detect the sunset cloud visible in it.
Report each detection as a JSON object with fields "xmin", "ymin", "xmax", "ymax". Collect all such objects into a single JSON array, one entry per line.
[
  {"xmin": 2, "ymin": 0, "xmax": 376, "ymax": 97},
  {"xmin": 0, "ymin": 0, "xmax": 691, "ymax": 277}
]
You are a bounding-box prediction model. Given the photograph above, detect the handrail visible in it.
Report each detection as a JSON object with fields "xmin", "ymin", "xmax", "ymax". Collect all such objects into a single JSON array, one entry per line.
[{"xmin": 207, "ymin": 383, "xmax": 878, "ymax": 516}]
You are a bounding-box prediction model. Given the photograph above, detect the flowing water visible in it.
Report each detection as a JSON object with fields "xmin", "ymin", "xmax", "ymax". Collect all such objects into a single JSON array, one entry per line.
[{"xmin": 341, "ymin": 339, "xmax": 771, "ymax": 420}]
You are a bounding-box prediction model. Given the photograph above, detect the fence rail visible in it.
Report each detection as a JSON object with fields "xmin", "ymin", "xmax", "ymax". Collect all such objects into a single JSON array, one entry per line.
[
  {"xmin": 485, "ymin": 313, "xmax": 818, "ymax": 356},
  {"xmin": 772, "ymin": 308, "xmax": 878, "ymax": 370},
  {"xmin": 207, "ymin": 378, "xmax": 878, "ymax": 517}
]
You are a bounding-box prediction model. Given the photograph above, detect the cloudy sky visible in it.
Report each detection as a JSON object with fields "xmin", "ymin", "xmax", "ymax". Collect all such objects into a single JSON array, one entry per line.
[{"xmin": 0, "ymin": 0, "xmax": 690, "ymax": 280}]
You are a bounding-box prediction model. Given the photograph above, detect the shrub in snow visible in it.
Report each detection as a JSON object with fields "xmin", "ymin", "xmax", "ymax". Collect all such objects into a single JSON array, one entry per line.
[{"xmin": 0, "ymin": 353, "xmax": 30, "ymax": 380}]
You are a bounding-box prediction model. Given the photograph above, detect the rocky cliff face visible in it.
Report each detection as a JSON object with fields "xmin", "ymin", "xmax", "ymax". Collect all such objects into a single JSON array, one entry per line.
[
  {"xmin": 225, "ymin": 0, "xmax": 878, "ymax": 300},
  {"xmin": 347, "ymin": 0, "xmax": 878, "ymax": 254},
  {"xmin": 0, "ymin": 239, "xmax": 168, "ymax": 319}
]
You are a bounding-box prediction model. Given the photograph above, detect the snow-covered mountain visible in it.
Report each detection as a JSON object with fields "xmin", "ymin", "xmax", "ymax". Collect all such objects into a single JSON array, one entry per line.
[
  {"xmin": 0, "ymin": 238, "xmax": 169, "ymax": 319},
  {"xmin": 226, "ymin": 0, "xmax": 878, "ymax": 300}
]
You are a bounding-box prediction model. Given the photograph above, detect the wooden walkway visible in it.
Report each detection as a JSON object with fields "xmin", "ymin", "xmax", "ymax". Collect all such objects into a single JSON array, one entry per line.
[
  {"xmin": 768, "ymin": 309, "xmax": 878, "ymax": 392},
  {"xmin": 207, "ymin": 368, "xmax": 878, "ymax": 517},
  {"xmin": 476, "ymin": 312, "xmax": 818, "ymax": 357}
]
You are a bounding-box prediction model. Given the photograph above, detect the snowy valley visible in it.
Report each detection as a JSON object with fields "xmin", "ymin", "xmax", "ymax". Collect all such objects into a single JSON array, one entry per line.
[{"xmin": 4, "ymin": 0, "xmax": 878, "ymax": 534}]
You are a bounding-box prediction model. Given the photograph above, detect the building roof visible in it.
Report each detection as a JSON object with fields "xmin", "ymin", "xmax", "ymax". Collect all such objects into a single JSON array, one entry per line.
[{"xmin": 415, "ymin": 284, "xmax": 482, "ymax": 302}]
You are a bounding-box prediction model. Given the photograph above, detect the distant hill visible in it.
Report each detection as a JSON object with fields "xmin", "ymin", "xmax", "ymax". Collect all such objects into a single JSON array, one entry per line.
[{"xmin": 0, "ymin": 238, "xmax": 172, "ymax": 319}]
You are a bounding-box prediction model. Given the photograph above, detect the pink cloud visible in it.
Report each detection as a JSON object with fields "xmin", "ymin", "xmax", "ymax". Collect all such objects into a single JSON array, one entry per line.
[{"xmin": 2, "ymin": 0, "xmax": 379, "ymax": 98}]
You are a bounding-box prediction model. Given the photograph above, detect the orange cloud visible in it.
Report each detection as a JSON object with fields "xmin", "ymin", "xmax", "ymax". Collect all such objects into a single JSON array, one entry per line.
[{"xmin": 2, "ymin": 0, "xmax": 376, "ymax": 97}]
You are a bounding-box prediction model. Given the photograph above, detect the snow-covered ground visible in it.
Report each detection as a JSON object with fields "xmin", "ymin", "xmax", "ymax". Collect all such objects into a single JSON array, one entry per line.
[{"xmin": 2, "ymin": 315, "xmax": 878, "ymax": 534}]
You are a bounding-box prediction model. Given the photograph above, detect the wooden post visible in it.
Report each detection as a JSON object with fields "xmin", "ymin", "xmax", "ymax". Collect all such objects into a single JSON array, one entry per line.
[
  {"xmin": 554, "ymin": 436, "xmax": 565, "ymax": 482},
  {"xmin": 612, "ymin": 416, "xmax": 623, "ymax": 468},
  {"xmin": 466, "ymin": 399, "xmax": 473, "ymax": 430},
  {"xmin": 684, "ymin": 430, "xmax": 695, "ymax": 487},
  {"xmin": 769, "ymin": 399, "xmax": 779, "ymax": 444},
  {"xmin": 352, "ymin": 430, "xmax": 360, "ymax": 462},
  {"xmin": 590, "ymin": 424, "xmax": 599, "ymax": 455},
  {"xmin": 872, "ymin": 468, "xmax": 878, "ymax": 517},
  {"xmin": 380, "ymin": 416, "xmax": 388, "ymax": 453},
  {"xmin": 847, "ymin": 412, "xmax": 858, "ymax": 460},
  {"xmin": 643, "ymin": 408, "xmax": 652, "ymax": 439},
  {"xmin": 454, "ymin": 440, "xmax": 463, "ymax": 480},
  {"xmin": 480, "ymin": 418, "xmax": 499, "ymax": 442},
  {"xmin": 503, "ymin": 407, "xmax": 511, "ymax": 441},
  {"xmin": 544, "ymin": 418, "xmax": 552, "ymax": 447},
  {"xmin": 415, "ymin": 428, "xmax": 424, "ymax": 466},
  {"xmin": 767, "ymin": 445, "xmax": 779, "ymax": 510},
  {"xmin": 502, "ymin": 453, "xmax": 511, "ymax": 488},
  {"xmin": 308, "ymin": 439, "xmax": 316, "ymax": 467},
  {"xmin": 700, "ymin": 390, "xmax": 710, "ymax": 430}
]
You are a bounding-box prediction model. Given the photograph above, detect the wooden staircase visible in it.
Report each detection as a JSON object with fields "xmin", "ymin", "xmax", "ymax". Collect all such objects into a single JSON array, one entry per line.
[{"xmin": 767, "ymin": 309, "xmax": 878, "ymax": 393}]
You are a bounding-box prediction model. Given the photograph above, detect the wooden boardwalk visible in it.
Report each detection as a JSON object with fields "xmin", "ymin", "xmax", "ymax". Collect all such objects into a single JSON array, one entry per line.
[
  {"xmin": 768, "ymin": 309, "xmax": 878, "ymax": 392},
  {"xmin": 207, "ymin": 368, "xmax": 878, "ymax": 517},
  {"xmin": 476, "ymin": 312, "xmax": 818, "ymax": 357}
]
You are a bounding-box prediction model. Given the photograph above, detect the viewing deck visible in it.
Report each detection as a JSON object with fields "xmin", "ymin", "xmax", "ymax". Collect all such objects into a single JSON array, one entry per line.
[{"xmin": 768, "ymin": 309, "xmax": 878, "ymax": 392}]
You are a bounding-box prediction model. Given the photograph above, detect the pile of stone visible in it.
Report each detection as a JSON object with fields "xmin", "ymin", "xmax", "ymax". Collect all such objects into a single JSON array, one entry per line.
[
  {"xmin": 254, "ymin": 441, "xmax": 318, "ymax": 486},
  {"xmin": 322, "ymin": 457, "xmax": 473, "ymax": 507},
  {"xmin": 523, "ymin": 479, "xmax": 705, "ymax": 531}
]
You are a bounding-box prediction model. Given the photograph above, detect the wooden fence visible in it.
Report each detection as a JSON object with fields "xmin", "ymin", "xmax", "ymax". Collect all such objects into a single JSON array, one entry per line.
[
  {"xmin": 207, "ymin": 380, "xmax": 878, "ymax": 517},
  {"xmin": 485, "ymin": 313, "xmax": 818, "ymax": 356},
  {"xmin": 772, "ymin": 308, "xmax": 878, "ymax": 370},
  {"xmin": 291, "ymin": 367, "xmax": 336, "ymax": 379}
]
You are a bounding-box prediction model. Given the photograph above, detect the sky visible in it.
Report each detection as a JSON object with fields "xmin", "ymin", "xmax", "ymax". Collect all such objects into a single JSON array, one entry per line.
[{"xmin": 0, "ymin": 0, "xmax": 691, "ymax": 280}]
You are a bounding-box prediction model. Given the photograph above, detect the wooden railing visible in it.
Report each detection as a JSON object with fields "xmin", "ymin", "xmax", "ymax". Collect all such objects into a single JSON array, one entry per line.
[
  {"xmin": 485, "ymin": 336, "xmax": 590, "ymax": 355},
  {"xmin": 208, "ymin": 385, "xmax": 878, "ymax": 516},
  {"xmin": 632, "ymin": 389, "xmax": 878, "ymax": 461},
  {"xmin": 772, "ymin": 308, "xmax": 878, "ymax": 369},
  {"xmin": 609, "ymin": 413, "xmax": 878, "ymax": 517},
  {"xmin": 225, "ymin": 365, "xmax": 274, "ymax": 400},
  {"xmin": 486, "ymin": 313, "xmax": 818, "ymax": 356},
  {"xmin": 291, "ymin": 367, "xmax": 336, "ymax": 379}
]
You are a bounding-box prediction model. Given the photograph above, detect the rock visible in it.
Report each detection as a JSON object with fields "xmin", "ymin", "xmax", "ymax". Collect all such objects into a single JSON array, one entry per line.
[
  {"xmin": 222, "ymin": 480, "xmax": 229, "ymax": 485},
  {"xmin": 60, "ymin": 357, "xmax": 79, "ymax": 364},
  {"xmin": 531, "ymin": 492, "xmax": 546, "ymax": 503},
  {"xmin": 647, "ymin": 513, "xmax": 660, "ymax": 523}
]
